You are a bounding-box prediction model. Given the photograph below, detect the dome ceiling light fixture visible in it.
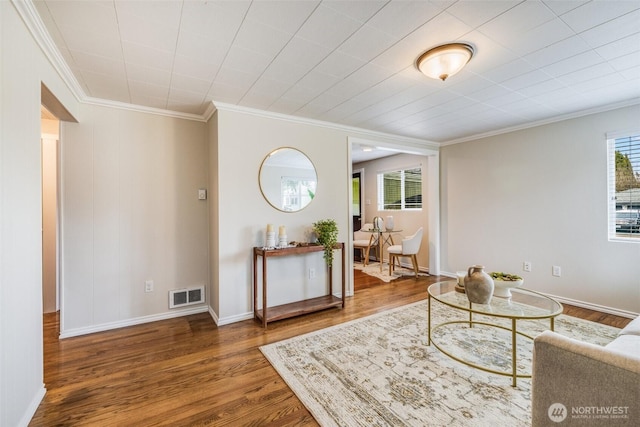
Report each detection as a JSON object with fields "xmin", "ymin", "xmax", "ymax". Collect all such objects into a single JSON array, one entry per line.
[{"xmin": 416, "ymin": 43, "xmax": 475, "ymax": 81}]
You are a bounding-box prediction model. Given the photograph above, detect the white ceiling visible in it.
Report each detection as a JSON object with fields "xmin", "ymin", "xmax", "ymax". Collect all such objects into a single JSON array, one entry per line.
[{"xmin": 33, "ymin": 0, "xmax": 640, "ymax": 149}]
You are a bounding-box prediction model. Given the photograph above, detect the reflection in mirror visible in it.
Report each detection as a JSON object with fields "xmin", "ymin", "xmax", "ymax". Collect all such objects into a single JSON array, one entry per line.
[{"xmin": 259, "ymin": 148, "xmax": 317, "ymax": 212}]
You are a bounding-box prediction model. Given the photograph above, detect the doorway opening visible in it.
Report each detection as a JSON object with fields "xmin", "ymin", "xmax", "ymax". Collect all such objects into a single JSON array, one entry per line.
[
  {"xmin": 352, "ymin": 170, "xmax": 363, "ymax": 233},
  {"xmin": 40, "ymin": 82, "xmax": 78, "ymax": 339},
  {"xmin": 348, "ymin": 137, "xmax": 440, "ymax": 296},
  {"xmin": 41, "ymin": 106, "xmax": 59, "ymax": 317}
]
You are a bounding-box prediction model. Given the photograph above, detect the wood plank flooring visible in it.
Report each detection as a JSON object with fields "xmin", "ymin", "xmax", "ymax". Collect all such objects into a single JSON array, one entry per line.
[{"xmin": 30, "ymin": 271, "xmax": 631, "ymax": 426}]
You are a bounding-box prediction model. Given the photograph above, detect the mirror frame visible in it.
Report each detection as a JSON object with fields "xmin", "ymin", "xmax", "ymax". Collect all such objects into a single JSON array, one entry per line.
[{"xmin": 259, "ymin": 147, "xmax": 318, "ymax": 212}]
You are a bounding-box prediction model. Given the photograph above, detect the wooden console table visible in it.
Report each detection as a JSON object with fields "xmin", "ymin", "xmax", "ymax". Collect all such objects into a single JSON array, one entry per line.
[{"xmin": 253, "ymin": 243, "xmax": 345, "ymax": 328}]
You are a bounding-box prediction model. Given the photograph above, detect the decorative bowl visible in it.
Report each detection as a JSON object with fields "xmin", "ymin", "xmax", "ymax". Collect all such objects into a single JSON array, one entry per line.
[{"xmin": 492, "ymin": 278, "xmax": 524, "ymax": 298}]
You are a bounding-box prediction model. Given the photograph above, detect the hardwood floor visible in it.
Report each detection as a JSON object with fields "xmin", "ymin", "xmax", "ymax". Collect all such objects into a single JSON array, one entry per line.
[{"xmin": 31, "ymin": 270, "xmax": 631, "ymax": 426}]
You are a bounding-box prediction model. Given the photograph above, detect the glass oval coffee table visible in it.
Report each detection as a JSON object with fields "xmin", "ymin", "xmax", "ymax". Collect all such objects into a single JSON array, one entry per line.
[{"xmin": 428, "ymin": 280, "xmax": 563, "ymax": 386}]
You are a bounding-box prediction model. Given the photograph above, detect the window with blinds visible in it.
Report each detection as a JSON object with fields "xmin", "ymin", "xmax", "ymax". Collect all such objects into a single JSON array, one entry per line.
[
  {"xmin": 281, "ymin": 176, "xmax": 316, "ymax": 211},
  {"xmin": 607, "ymin": 133, "xmax": 640, "ymax": 240},
  {"xmin": 377, "ymin": 167, "xmax": 422, "ymax": 210}
]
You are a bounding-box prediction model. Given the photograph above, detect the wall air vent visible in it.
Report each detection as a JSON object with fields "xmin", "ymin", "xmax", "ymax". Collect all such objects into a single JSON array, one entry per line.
[{"xmin": 169, "ymin": 285, "xmax": 205, "ymax": 309}]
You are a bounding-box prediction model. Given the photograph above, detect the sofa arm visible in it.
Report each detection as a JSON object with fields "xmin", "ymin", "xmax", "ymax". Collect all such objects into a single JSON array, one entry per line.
[{"xmin": 531, "ymin": 330, "xmax": 640, "ymax": 426}]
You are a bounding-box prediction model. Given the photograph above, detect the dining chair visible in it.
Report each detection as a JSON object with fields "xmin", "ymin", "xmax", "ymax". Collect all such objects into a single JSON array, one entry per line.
[
  {"xmin": 353, "ymin": 223, "xmax": 378, "ymax": 265},
  {"xmin": 388, "ymin": 227, "xmax": 423, "ymax": 278}
]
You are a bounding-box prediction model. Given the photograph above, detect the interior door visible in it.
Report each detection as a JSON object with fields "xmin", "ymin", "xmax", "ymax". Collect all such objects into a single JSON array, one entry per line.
[{"xmin": 352, "ymin": 172, "xmax": 362, "ymax": 231}]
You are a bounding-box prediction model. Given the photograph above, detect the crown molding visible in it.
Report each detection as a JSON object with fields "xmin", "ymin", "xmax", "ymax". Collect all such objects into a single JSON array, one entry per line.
[
  {"xmin": 202, "ymin": 102, "xmax": 217, "ymax": 121},
  {"xmin": 441, "ymin": 98, "xmax": 640, "ymax": 146},
  {"xmin": 17, "ymin": 0, "xmax": 436, "ymax": 147},
  {"xmin": 211, "ymin": 101, "xmax": 440, "ymax": 150},
  {"xmin": 15, "ymin": 0, "xmax": 206, "ymax": 122},
  {"xmin": 82, "ymin": 96, "xmax": 208, "ymax": 122},
  {"xmin": 13, "ymin": 0, "xmax": 84, "ymax": 103},
  {"xmin": 16, "ymin": 0, "xmax": 640, "ymax": 149}
]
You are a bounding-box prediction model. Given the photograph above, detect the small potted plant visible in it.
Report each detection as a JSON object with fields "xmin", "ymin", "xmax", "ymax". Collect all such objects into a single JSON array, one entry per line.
[{"xmin": 312, "ymin": 219, "xmax": 338, "ymax": 267}]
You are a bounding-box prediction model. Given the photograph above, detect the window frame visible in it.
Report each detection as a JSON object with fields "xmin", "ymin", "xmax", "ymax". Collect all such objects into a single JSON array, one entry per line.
[
  {"xmin": 607, "ymin": 131, "xmax": 640, "ymax": 242},
  {"xmin": 376, "ymin": 165, "xmax": 422, "ymax": 211},
  {"xmin": 280, "ymin": 175, "xmax": 316, "ymax": 212}
]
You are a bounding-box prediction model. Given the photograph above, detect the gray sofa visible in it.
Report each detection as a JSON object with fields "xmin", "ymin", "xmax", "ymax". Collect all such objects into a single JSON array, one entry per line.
[{"xmin": 531, "ymin": 316, "xmax": 640, "ymax": 426}]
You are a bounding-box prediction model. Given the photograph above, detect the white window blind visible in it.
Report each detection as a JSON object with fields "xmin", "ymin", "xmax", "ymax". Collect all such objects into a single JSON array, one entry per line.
[
  {"xmin": 377, "ymin": 166, "xmax": 422, "ymax": 210},
  {"xmin": 607, "ymin": 133, "xmax": 640, "ymax": 240},
  {"xmin": 281, "ymin": 176, "xmax": 316, "ymax": 212}
]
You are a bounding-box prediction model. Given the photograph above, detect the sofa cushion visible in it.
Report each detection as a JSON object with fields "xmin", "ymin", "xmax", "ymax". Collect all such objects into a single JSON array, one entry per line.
[
  {"xmin": 605, "ymin": 334, "xmax": 640, "ymax": 359},
  {"xmin": 532, "ymin": 331, "xmax": 640, "ymax": 427},
  {"xmin": 618, "ymin": 316, "xmax": 640, "ymax": 336}
]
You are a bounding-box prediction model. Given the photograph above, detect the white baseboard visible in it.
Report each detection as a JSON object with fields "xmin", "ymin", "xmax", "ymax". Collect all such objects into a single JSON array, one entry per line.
[
  {"xmin": 215, "ymin": 310, "xmax": 255, "ymax": 326},
  {"xmin": 18, "ymin": 384, "xmax": 46, "ymax": 427},
  {"xmin": 59, "ymin": 305, "xmax": 210, "ymax": 338},
  {"xmin": 546, "ymin": 294, "xmax": 638, "ymax": 319},
  {"xmin": 208, "ymin": 300, "xmax": 353, "ymax": 326},
  {"xmin": 393, "ymin": 259, "xmax": 429, "ymax": 274},
  {"xmin": 208, "ymin": 305, "xmax": 255, "ymax": 326},
  {"xmin": 438, "ymin": 271, "xmax": 637, "ymax": 319},
  {"xmin": 439, "ymin": 271, "xmax": 457, "ymax": 279},
  {"xmin": 208, "ymin": 306, "xmax": 219, "ymax": 324}
]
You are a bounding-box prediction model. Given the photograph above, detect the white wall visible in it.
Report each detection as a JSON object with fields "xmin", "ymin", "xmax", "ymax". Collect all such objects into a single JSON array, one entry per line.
[
  {"xmin": 353, "ymin": 153, "xmax": 430, "ymax": 269},
  {"xmin": 0, "ymin": 2, "xmax": 78, "ymax": 425},
  {"xmin": 210, "ymin": 107, "xmax": 429, "ymax": 323},
  {"xmin": 440, "ymin": 105, "xmax": 640, "ymax": 315},
  {"xmin": 60, "ymin": 104, "xmax": 209, "ymax": 335},
  {"xmin": 207, "ymin": 112, "xmax": 219, "ymax": 317},
  {"xmin": 213, "ymin": 109, "xmax": 349, "ymax": 322}
]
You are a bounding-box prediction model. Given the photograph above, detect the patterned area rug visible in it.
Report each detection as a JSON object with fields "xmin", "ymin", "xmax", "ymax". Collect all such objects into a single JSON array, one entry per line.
[
  {"xmin": 260, "ymin": 300, "xmax": 620, "ymax": 427},
  {"xmin": 354, "ymin": 262, "xmax": 429, "ymax": 282}
]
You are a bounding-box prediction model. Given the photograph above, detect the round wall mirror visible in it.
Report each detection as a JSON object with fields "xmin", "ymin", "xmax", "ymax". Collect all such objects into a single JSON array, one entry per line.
[{"xmin": 259, "ymin": 147, "xmax": 317, "ymax": 212}]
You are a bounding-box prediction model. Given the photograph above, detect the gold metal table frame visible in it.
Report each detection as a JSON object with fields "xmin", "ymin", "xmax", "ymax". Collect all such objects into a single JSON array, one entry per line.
[{"xmin": 427, "ymin": 281, "xmax": 563, "ymax": 387}]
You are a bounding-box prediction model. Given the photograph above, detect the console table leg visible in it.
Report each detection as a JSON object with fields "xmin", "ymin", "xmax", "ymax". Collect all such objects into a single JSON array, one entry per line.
[
  {"xmin": 262, "ymin": 255, "xmax": 267, "ymax": 328},
  {"xmin": 253, "ymin": 252, "xmax": 258, "ymax": 321}
]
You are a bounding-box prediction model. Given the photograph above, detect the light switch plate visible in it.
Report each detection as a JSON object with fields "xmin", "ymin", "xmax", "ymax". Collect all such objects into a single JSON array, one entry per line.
[{"xmin": 198, "ymin": 189, "xmax": 207, "ymax": 200}]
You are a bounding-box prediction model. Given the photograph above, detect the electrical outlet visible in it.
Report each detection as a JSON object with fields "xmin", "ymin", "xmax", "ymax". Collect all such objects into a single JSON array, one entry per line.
[
  {"xmin": 523, "ymin": 261, "xmax": 532, "ymax": 272},
  {"xmin": 309, "ymin": 268, "xmax": 316, "ymax": 279},
  {"xmin": 145, "ymin": 280, "xmax": 154, "ymax": 292},
  {"xmin": 552, "ymin": 266, "xmax": 561, "ymax": 277}
]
